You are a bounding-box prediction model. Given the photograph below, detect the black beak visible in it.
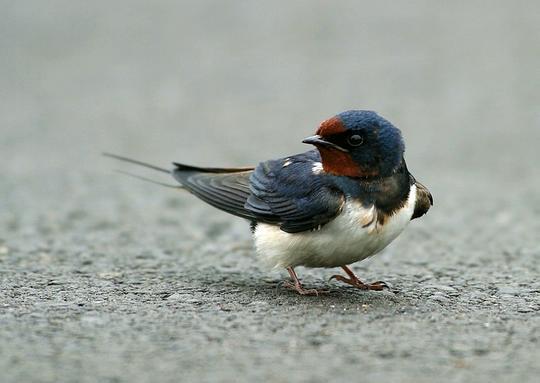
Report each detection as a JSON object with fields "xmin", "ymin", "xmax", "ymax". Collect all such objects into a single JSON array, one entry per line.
[{"xmin": 302, "ymin": 135, "xmax": 348, "ymax": 152}]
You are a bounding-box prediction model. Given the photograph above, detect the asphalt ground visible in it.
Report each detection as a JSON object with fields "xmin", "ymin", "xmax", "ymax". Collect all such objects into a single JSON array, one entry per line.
[{"xmin": 1, "ymin": 1, "xmax": 539, "ymax": 382}]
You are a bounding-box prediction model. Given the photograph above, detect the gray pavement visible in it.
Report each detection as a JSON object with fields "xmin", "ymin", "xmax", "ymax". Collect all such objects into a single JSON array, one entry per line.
[{"xmin": 1, "ymin": 1, "xmax": 539, "ymax": 382}]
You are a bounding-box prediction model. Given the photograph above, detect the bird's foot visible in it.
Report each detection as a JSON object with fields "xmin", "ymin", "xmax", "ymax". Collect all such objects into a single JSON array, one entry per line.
[
  {"xmin": 329, "ymin": 275, "xmax": 388, "ymax": 290},
  {"xmin": 283, "ymin": 266, "xmax": 327, "ymax": 296},
  {"xmin": 329, "ymin": 265, "xmax": 389, "ymax": 291},
  {"xmin": 282, "ymin": 280, "xmax": 326, "ymax": 296}
]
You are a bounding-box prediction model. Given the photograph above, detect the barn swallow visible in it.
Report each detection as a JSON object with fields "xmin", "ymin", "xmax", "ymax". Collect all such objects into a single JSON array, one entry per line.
[{"xmin": 105, "ymin": 110, "xmax": 432, "ymax": 295}]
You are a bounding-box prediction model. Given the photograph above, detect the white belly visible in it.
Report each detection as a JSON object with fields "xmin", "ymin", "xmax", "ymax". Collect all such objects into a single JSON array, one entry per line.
[{"xmin": 253, "ymin": 184, "xmax": 417, "ymax": 269}]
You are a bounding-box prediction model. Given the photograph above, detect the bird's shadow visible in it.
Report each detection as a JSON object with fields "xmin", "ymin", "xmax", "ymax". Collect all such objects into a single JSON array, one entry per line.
[{"xmin": 162, "ymin": 266, "xmax": 404, "ymax": 308}]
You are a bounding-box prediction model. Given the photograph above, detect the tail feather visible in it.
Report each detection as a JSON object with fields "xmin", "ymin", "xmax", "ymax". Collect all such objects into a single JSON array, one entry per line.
[
  {"xmin": 103, "ymin": 152, "xmax": 170, "ymax": 174},
  {"xmin": 113, "ymin": 170, "xmax": 181, "ymax": 189},
  {"xmin": 173, "ymin": 162, "xmax": 254, "ymax": 173}
]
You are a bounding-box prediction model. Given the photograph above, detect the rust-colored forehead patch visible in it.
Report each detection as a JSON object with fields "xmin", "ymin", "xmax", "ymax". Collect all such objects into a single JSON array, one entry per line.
[{"xmin": 316, "ymin": 116, "xmax": 346, "ymax": 136}]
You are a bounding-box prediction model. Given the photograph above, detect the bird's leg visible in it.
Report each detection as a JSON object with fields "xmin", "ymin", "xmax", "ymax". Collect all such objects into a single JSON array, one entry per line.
[
  {"xmin": 329, "ymin": 265, "xmax": 388, "ymax": 291},
  {"xmin": 282, "ymin": 267, "xmax": 323, "ymax": 296}
]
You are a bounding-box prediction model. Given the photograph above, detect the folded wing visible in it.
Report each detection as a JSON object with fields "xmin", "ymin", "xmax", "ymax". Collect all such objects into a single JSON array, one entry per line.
[
  {"xmin": 173, "ymin": 152, "xmax": 344, "ymax": 233},
  {"xmin": 246, "ymin": 153, "xmax": 344, "ymax": 233}
]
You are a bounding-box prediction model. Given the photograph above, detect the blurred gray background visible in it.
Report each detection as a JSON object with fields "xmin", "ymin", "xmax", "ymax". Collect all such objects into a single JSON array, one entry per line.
[{"xmin": 1, "ymin": 1, "xmax": 539, "ymax": 382}]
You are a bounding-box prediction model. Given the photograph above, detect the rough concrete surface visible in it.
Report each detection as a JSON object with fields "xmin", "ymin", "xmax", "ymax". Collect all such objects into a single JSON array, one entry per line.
[{"xmin": 1, "ymin": 1, "xmax": 539, "ymax": 382}]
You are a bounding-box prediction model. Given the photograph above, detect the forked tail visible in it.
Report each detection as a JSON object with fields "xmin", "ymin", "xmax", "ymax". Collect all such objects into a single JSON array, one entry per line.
[
  {"xmin": 103, "ymin": 152, "xmax": 170, "ymax": 173},
  {"xmin": 103, "ymin": 152, "xmax": 181, "ymax": 188}
]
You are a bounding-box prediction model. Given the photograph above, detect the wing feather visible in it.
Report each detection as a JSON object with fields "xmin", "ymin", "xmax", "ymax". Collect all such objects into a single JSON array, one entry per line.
[
  {"xmin": 172, "ymin": 165, "xmax": 257, "ymax": 220},
  {"xmin": 412, "ymin": 180, "xmax": 433, "ymax": 220},
  {"xmin": 172, "ymin": 151, "xmax": 344, "ymax": 233},
  {"xmin": 246, "ymin": 153, "xmax": 344, "ymax": 233}
]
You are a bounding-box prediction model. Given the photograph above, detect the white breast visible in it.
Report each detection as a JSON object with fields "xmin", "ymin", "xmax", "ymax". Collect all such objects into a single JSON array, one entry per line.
[{"xmin": 253, "ymin": 184, "xmax": 417, "ymax": 269}]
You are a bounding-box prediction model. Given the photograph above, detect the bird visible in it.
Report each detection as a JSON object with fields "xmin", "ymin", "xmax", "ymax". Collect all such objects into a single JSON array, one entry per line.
[{"xmin": 105, "ymin": 110, "xmax": 432, "ymax": 295}]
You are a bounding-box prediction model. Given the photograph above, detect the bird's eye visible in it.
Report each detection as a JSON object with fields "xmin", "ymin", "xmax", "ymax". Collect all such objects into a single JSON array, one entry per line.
[{"xmin": 347, "ymin": 134, "xmax": 363, "ymax": 146}]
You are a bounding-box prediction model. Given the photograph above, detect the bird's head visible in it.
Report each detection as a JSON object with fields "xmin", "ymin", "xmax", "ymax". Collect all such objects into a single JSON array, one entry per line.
[{"xmin": 302, "ymin": 110, "xmax": 405, "ymax": 178}]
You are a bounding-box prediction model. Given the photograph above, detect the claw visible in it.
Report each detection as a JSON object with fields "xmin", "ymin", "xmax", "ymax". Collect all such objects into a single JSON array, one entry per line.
[
  {"xmin": 369, "ymin": 280, "xmax": 389, "ymax": 288},
  {"xmin": 328, "ymin": 274, "xmax": 340, "ymax": 282}
]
